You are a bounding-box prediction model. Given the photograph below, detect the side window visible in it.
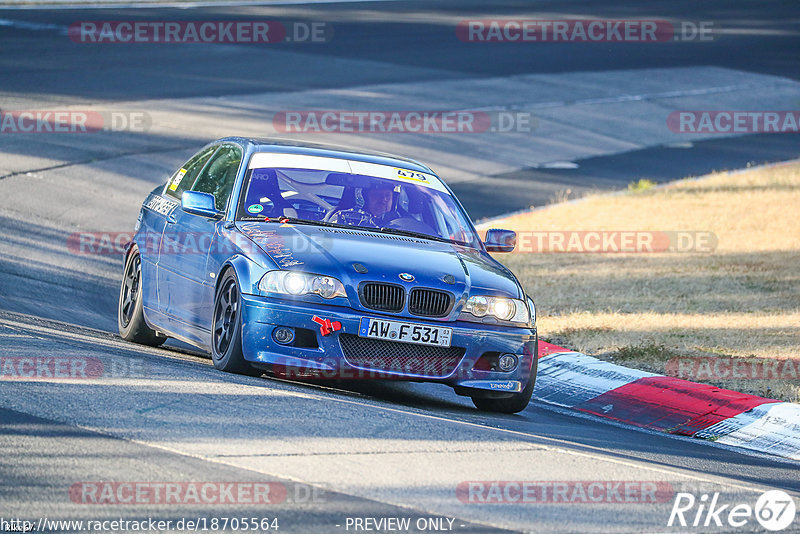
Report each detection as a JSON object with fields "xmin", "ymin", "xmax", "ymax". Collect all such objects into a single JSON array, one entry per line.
[
  {"xmin": 165, "ymin": 146, "xmax": 216, "ymax": 200},
  {"xmin": 191, "ymin": 145, "xmax": 243, "ymax": 211}
]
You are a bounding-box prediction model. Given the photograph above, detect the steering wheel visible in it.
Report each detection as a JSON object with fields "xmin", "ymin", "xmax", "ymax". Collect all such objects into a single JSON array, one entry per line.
[{"xmin": 329, "ymin": 208, "xmax": 378, "ymax": 228}]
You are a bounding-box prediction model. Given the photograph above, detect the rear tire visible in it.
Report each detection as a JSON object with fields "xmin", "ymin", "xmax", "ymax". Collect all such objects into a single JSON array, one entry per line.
[
  {"xmin": 471, "ymin": 340, "xmax": 538, "ymax": 414},
  {"xmin": 118, "ymin": 249, "xmax": 167, "ymax": 347},
  {"xmin": 211, "ymin": 270, "xmax": 262, "ymax": 376}
]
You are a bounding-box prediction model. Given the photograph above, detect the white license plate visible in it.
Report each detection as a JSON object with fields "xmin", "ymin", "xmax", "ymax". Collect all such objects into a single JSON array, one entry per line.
[{"xmin": 358, "ymin": 318, "xmax": 452, "ymax": 347}]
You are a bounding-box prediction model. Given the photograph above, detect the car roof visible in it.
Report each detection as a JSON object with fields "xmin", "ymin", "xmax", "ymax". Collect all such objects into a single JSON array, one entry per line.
[{"xmin": 219, "ymin": 136, "xmax": 436, "ymax": 175}]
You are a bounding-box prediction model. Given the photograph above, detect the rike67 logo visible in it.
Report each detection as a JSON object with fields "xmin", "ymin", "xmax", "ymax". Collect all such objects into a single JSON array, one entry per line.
[{"xmin": 669, "ymin": 490, "xmax": 796, "ymax": 531}]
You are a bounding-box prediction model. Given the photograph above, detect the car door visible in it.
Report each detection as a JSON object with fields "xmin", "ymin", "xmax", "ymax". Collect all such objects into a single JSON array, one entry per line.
[
  {"xmin": 155, "ymin": 145, "xmax": 217, "ymax": 318},
  {"xmin": 158, "ymin": 144, "xmax": 243, "ymax": 338}
]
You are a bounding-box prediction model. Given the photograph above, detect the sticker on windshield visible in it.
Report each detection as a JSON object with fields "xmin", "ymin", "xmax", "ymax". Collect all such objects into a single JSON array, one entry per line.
[
  {"xmin": 247, "ymin": 204, "xmax": 264, "ymax": 214},
  {"xmin": 396, "ymin": 168, "xmax": 431, "ymax": 183},
  {"xmin": 351, "ymin": 160, "xmax": 448, "ymax": 192},
  {"xmin": 168, "ymin": 168, "xmax": 187, "ymax": 191}
]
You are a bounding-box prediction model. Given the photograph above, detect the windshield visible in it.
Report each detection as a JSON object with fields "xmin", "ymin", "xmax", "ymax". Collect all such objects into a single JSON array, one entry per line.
[{"xmin": 236, "ymin": 166, "xmax": 481, "ymax": 247}]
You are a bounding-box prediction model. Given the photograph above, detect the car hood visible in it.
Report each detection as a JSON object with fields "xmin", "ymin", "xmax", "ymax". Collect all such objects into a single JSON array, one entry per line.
[{"xmin": 237, "ymin": 222, "xmax": 522, "ymax": 306}]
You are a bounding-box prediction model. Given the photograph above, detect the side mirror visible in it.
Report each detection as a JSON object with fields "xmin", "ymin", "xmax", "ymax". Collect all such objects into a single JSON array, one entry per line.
[
  {"xmin": 484, "ymin": 229, "xmax": 516, "ymax": 252},
  {"xmin": 181, "ymin": 191, "xmax": 220, "ymax": 218}
]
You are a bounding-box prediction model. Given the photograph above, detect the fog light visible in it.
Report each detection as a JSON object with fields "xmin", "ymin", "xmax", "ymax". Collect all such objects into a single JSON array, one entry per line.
[
  {"xmin": 273, "ymin": 327, "xmax": 295, "ymax": 345},
  {"xmin": 498, "ymin": 354, "xmax": 518, "ymax": 372}
]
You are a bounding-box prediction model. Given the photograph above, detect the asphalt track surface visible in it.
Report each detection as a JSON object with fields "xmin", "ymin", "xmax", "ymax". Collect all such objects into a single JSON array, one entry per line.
[{"xmin": 1, "ymin": 1, "xmax": 799, "ymax": 533}]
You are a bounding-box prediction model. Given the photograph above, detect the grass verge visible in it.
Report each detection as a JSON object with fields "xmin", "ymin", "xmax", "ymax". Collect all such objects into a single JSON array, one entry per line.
[{"xmin": 483, "ymin": 161, "xmax": 800, "ymax": 402}]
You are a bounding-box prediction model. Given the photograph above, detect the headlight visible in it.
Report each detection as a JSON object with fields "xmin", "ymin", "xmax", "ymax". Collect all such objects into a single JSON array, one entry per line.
[
  {"xmin": 467, "ymin": 296, "xmax": 490, "ymax": 317},
  {"xmin": 491, "ymin": 298, "xmax": 515, "ymax": 321},
  {"xmin": 258, "ymin": 271, "xmax": 347, "ymax": 299},
  {"xmin": 283, "ymin": 272, "xmax": 307, "ymax": 295},
  {"xmin": 462, "ymin": 295, "xmax": 529, "ymax": 324}
]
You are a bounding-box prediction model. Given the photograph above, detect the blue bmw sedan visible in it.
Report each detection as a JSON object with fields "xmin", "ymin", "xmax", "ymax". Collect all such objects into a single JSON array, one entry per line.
[{"xmin": 119, "ymin": 138, "xmax": 537, "ymax": 413}]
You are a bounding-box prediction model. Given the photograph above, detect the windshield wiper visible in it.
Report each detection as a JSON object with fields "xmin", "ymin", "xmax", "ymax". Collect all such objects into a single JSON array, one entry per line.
[{"xmin": 258, "ymin": 217, "xmax": 351, "ymax": 230}]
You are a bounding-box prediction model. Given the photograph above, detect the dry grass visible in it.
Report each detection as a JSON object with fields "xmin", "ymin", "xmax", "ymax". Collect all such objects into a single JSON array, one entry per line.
[{"xmin": 482, "ymin": 161, "xmax": 800, "ymax": 402}]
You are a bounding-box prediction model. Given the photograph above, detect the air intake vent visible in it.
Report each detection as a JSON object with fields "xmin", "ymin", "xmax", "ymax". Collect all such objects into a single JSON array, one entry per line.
[
  {"xmin": 318, "ymin": 228, "xmax": 427, "ymax": 243},
  {"xmin": 360, "ymin": 283, "xmax": 405, "ymax": 312},
  {"xmin": 408, "ymin": 288, "xmax": 453, "ymax": 317},
  {"xmin": 339, "ymin": 334, "xmax": 465, "ymax": 378}
]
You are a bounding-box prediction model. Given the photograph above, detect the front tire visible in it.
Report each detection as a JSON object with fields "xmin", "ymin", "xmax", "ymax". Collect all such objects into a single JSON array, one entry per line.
[
  {"xmin": 471, "ymin": 341, "xmax": 538, "ymax": 414},
  {"xmin": 211, "ymin": 270, "xmax": 262, "ymax": 376},
  {"xmin": 118, "ymin": 249, "xmax": 167, "ymax": 347}
]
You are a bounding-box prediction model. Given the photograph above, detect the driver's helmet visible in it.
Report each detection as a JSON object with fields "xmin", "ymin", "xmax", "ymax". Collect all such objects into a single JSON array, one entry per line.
[
  {"xmin": 330, "ymin": 182, "xmax": 399, "ymax": 227},
  {"xmin": 361, "ymin": 183, "xmax": 396, "ymax": 215}
]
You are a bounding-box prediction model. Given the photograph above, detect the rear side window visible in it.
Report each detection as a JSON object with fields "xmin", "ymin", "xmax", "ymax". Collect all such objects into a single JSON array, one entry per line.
[
  {"xmin": 165, "ymin": 146, "xmax": 217, "ymax": 200},
  {"xmin": 191, "ymin": 145, "xmax": 243, "ymax": 212}
]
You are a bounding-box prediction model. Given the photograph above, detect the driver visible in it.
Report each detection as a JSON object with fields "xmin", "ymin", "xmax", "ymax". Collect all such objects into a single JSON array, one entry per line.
[{"xmin": 330, "ymin": 183, "xmax": 402, "ymax": 227}]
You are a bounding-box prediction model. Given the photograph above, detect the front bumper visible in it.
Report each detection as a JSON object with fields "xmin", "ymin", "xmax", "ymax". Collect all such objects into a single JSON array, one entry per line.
[{"xmin": 239, "ymin": 293, "xmax": 537, "ymax": 394}]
